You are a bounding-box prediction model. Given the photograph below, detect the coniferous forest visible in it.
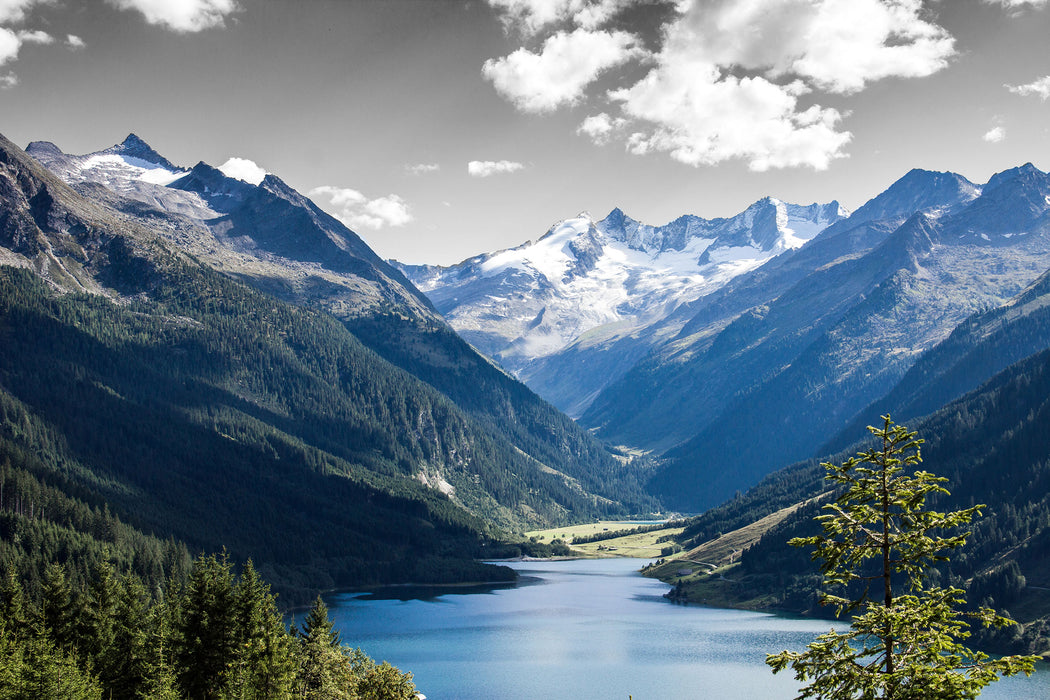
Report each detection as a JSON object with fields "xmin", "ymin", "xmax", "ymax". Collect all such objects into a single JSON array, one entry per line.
[
  {"xmin": 0, "ymin": 551, "xmax": 417, "ymax": 699},
  {"xmin": 655, "ymin": 343, "xmax": 1050, "ymax": 655}
]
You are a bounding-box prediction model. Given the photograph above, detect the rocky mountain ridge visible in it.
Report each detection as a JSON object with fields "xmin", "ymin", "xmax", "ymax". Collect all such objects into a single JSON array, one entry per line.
[{"xmin": 397, "ymin": 197, "xmax": 846, "ymax": 416}]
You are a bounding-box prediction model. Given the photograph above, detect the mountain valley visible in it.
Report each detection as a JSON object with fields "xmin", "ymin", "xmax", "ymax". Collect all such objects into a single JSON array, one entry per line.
[{"xmin": 6, "ymin": 129, "xmax": 1050, "ymax": 661}]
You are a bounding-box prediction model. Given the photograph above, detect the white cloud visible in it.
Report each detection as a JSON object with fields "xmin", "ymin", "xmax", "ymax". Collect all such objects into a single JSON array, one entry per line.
[
  {"xmin": 65, "ymin": 34, "xmax": 85, "ymax": 49},
  {"xmin": 218, "ymin": 157, "xmax": 267, "ymax": 185},
  {"xmin": 0, "ymin": 0, "xmax": 51, "ymax": 24},
  {"xmin": 577, "ymin": 112, "xmax": 626, "ymax": 144},
  {"xmin": 662, "ymin": 0, "xmax": 955, "ymax": 96},
  {"xmin": 482, "ymin": 0, "xmax": 956, "ymax": 170},
  {"xmin": 309, "ymin": 186, "xmax": 413, "ymax": 231},
  {"xmin": 406, "ymin": 163, "xmax": 441, "ymax": 175},
  {"xmin": 983, "ymin": 126, "xmax": 1006, "ymax": 143},
  {"xmin": 483, "ymin": 27, "xmax": 644, "ymax": 112},
  {"xmin": 16, "ymin": 28, "xmax": 50, "ymax": 43},
  {"xmin": 0, "ymin": 3, "xmax": 61, "ymax": 84},
  {"xmin": 487, "ymin": 0, "xmax": 633, "ymax": 35},
  {"xmin": 1007, "ymin": 75, "xmax": 1050, "ymax": 100},
  {"xmin": 468, "ymin": 160, "xmax": 526, "ymax": 177},
  {"xmin": 0, "ymin": 27, "xmax": 18, "ymax": 65},
  {"xmin": 468, "ymin": 160, "xmax": 525, "ymax": 178},
  {"xmin": 106, "ymin": 0, "xmax": 239, "ymax": 33},
  {"xmin": 0, "ymin": 26, "xmax": 52, "ymax": 67},
  {"xmin": 612, "ymin": 61, "xmax": 850, "ymax": 170}
]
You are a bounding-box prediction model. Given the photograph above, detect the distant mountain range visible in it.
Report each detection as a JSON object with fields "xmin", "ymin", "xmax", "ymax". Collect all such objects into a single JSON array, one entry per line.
[
  {"xmin": 396, "ymin": 199, "xmax": 846, "ymax": 417},
  {"xmin": 401, "ymin": 162, "xmax": 1050, "ymax": 511}
]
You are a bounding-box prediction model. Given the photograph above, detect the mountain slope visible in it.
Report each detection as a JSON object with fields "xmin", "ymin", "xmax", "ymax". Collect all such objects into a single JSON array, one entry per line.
[
  {"xmin": 824, "ymin": 264, "xmax": 1050, "ymax": 453},
  {"xmin": 27, "ymin": 135, "xmax": 436, "ymax": 320},
  {"xmin": 655, "ymin": 343, "xmax": 1050, "ymax": 655},
  {"xmin": 582, "ymin": 166, "xmax": 1050, "ymax": 510},
  {"xmin": 0, "ymin": 132, "xmax": 661, "ymax": 602},
  {"xmin": 23, "ymin": 134, "xmax": 656, "ymax": 527}
]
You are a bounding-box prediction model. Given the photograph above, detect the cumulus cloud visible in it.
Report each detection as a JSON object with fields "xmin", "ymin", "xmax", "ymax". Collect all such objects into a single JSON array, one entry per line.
[
  {"xmin": 106, "ymin": 0, "xmax": 239, "ymax": 33},
  {"xmin": 0, "ymin": 28, "xmax": 18, "ymax": 65},
  {"xmin": 218, "ymin": 157, "xmax": 267, "ymax": 185},
  {"xmin": 65, "ymin": 34, "xmax": 85, "ymax": 49},
  {"xmin": 483, "ymin": 28, "xmax": 645, "ymax": 112},
  {"xmin": 406, "ymin": 163, "xmax": 441, "ymax": 175},
  {"xmin": 0, "ymin": 0, "xmax": 52, "ymax": 24},
  {"xmin": 0, "ymin": 71, "xmax": 16, "ymax": 88},
  {"xmin": 483, "ymin": 0, "xmax": 956, "ymax": 170},
  {"xmin": 487, "ymin": 0, "xmax": 633, "ymax": 35},
  {"xmin": 468, "ymin": 160, "xmax": 526, "ymax": 177},
  {"xmin": 669, "ymin": 0, "xmax": 955, "ymax": 96},
  {"xmin": 309, "ymin": 186, "xmax": 413, "ymax": 231},
  {"xmin": 983, "ymin": 126, "xmax": 1006, "ymax": 143},
  {"xmin": 613, "ymin": 65, "xmax": 850, "ymax": 170},
  {"xmin": 577, "ymin": 112, "xmax": 626, "ymax": 144},
  {"xmin": 0, "ymin": 25, "xmax": 51, "ymax": 68},
  {"xmin": 1007, "ymin": 75, "xmax": 1050, "ymax": 100}
]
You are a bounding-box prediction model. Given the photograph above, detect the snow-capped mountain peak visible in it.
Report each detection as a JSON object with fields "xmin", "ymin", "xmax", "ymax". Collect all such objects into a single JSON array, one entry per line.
[
  {"xmin": 27, "ymin": 134, "xmax": 188, "ymax": 190},
  {"xmin": 396, "ymin": 198, "xmax": 845, "ymax": 403},
  {"xmin": 103, "ymin": 133, "xmax": 180, "ymax": 171}
]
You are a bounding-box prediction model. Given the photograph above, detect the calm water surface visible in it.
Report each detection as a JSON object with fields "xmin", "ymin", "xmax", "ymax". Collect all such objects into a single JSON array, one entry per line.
[{"xmin": 325, "ymin": 558, "xmax": 1049, "ymax": 700}]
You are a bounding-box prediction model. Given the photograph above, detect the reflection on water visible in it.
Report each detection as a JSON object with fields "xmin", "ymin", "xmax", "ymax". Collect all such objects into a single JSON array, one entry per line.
[{"xmin": 325, "ymin": 558, "xmax": 1049, "ymax": 700}]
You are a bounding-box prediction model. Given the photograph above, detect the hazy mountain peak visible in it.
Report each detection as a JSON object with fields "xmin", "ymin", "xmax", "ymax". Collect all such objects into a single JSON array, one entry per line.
[
  {"xmin": 848, "ymin": 168, "xmax": 980, "ymax": 225},
  {"xmin": 983, "ymin": 162, "xmax": 1046, "ymax": 193}
]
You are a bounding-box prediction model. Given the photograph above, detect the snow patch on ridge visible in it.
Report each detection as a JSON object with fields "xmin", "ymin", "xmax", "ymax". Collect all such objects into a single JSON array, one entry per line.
[{"xmin": 79, "ymin": 154, "xmax": 187, "ymax": 187}]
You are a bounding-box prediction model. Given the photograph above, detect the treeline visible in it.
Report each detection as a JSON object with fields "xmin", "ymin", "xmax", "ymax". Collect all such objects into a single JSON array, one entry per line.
[{"xmin": 0, "ymin": 553, "xmax": 416, "ymax": 699}]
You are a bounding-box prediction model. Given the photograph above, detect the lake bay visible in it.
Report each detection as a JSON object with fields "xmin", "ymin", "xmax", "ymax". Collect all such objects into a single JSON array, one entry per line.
[{"xmin": 325, "ymin": 558, "xmax": 1049, "ymax": 700}]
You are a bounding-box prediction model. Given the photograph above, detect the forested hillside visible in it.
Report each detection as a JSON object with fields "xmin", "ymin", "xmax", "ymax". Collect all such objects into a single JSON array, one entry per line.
[
  {"xmin": 22, "ymin": 135, "xmax": 654, "ymax": 531},
  {"xmin": 0, "ymin": 131, "xmax": 661, "ymax": 610},
  {"xmin": 652, "ymin": 344, "xmax": 1050, "ymax": 655}
]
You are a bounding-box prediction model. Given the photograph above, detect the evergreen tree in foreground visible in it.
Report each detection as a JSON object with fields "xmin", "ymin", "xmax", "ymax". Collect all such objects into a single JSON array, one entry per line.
[
  {"xmin": 0, "ymin": 553, "xmax": 418, "ymax": 699},
  {"xmin": 767, "ymin": 416, "xmax": 1038, "ymax": 699}
]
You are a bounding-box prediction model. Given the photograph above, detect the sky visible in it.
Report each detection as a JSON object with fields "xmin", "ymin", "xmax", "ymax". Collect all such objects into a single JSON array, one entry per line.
[{"xmin": 1, "ymin": 0, "xmax": 1049, "ymax": 265}]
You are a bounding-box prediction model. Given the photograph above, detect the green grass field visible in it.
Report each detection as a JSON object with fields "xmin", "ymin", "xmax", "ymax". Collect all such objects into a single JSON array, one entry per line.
[{"xmin": 526, "ymin": 521, "xmax": 684, "ymax": 559}]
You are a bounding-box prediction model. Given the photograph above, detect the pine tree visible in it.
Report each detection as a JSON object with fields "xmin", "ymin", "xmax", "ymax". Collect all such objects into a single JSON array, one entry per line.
[
  {"xmin": 0, "ymin": 570, "xmax": 27, "ymax": 636},
  {"xmin": 80, "ymin": 560, "xmax": 118, "ymax": 680},
  {"xmin": 226, "ymin": 560, "xmax": 295, "ymax": 699},
  {"xmin": 295, "ymin": 596, "xmax": 355, "ymax": 699},
  {"xmin": 175, "ymin": 553, "xmax": 239, "ymax": 699},
  {"xmin": 39, "ymin": 562, "xmax": 76, "ymax": 652},
  {"xmin": 105, "ymin": 574, "xmax": 151, "ymax": 698},
  {"xmin": 767, "ymin": 416, "xmax": 1038, "ymax": 699}
]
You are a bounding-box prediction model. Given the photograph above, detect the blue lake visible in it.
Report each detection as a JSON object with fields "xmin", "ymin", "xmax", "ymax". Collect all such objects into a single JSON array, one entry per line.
[{"xmin": 324, "ymin": 558, "xmax": 1050, "ymax": 700}]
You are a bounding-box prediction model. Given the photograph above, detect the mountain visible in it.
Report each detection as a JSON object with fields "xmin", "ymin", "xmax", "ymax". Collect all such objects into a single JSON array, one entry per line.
[
  {"xmin": 588, "ymin": 165, "xmax": 1050, "ymax": 510},
  {"xmin": 27, "ymin": 134, "xmax": 436, "ymax": 320},
  {"xmin": 397, "ymin": 198, "xmax": 846, "ymax": 416},
  {"xmin": 822, "ymin": 263, "xmax": 1050, "ymax": 454},
  {"xmin": 2, "ymin": 132, "xmax": 658, "ymax": 601},
  {"xmin": 652, "ymin": 340, "xmax": 1050, "ymax": 656}
]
